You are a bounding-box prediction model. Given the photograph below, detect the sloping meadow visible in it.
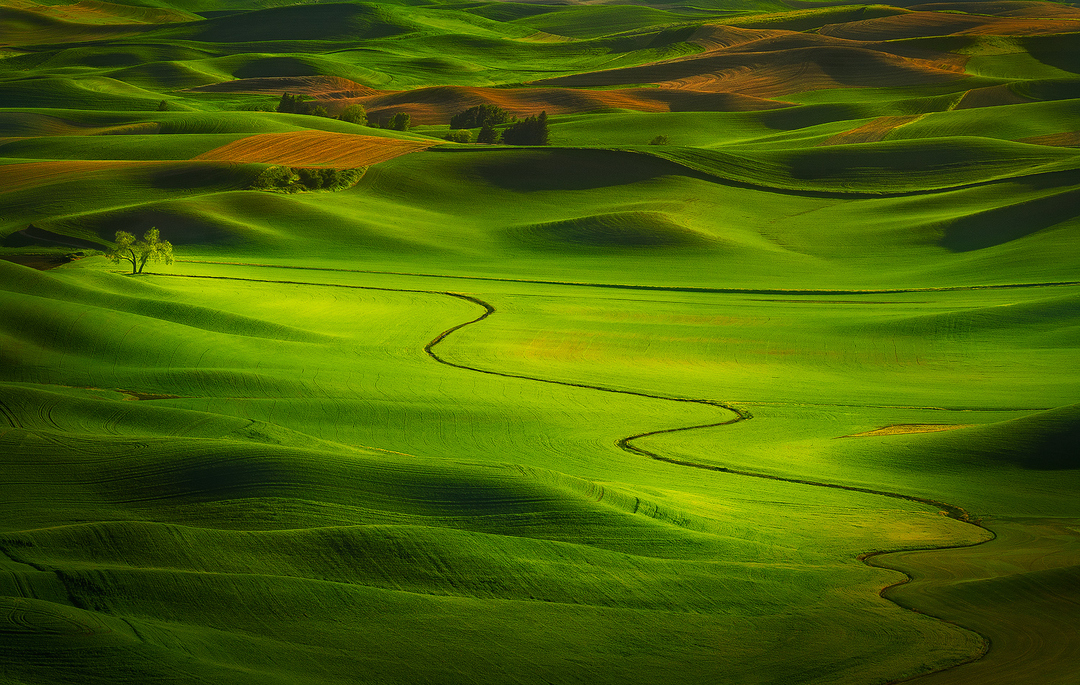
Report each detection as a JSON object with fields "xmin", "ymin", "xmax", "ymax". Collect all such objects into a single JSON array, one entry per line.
[{"xmin": 1, "ymin": 0, "xmax": 1079, "ymax": 683}]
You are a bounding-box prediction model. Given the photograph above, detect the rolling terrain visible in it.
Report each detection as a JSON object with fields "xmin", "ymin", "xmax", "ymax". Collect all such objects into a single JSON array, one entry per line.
[{"xmin": 1, "ymin": 0, "xmax": 1079, "ymax": 683}]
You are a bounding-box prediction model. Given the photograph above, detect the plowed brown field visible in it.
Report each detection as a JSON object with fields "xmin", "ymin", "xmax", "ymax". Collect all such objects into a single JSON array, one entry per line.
[{"xmin": 193, "ymin": 131, "xmax": 431, "ymax": 167}]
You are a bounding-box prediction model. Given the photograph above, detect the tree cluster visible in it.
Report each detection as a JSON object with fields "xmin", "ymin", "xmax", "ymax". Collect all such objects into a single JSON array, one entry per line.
[
  {"xmin": 339, "ymin": 103, "xmax": 367, "ymax": 125},
  {"xmin": 250, "ymin": 165, "xmax": 365, "ymax": 193},
  {"xmin": 449, "ymin": 104, "xmax": 511, "ymax": 130},
  {"xmin": 276, "ymin": 92, "xmax": 329, "ymax": 118},
  {"xmin": 447, "ymin": 106, "xmax": 549, "ymax": 145},
  {"xmin": 501, "ymin": 111, "xmax": 549, "ymax": 146},
  {"xmin": 108, "ymin": 228, "xmax": 173, "ymax": 275}
]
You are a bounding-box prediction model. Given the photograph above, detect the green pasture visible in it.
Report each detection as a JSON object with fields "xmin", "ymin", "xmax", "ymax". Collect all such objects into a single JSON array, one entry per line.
[
  {"xmin": 1, "ymin": 0, "xmax": 1079, "ymax": 683},
  {"xmin": 0, "ymin": 256, "xmax": 997, "ymax": 684}
]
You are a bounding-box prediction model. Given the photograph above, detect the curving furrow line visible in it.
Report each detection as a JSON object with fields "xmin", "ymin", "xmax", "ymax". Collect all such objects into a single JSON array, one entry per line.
[
  {"xmin": 426, "ymin": 292, "xmax": 998, "ymax": 685},
  {"xmin": 154, "ymin": 270, "xmax": 997, "ymax": 682}
]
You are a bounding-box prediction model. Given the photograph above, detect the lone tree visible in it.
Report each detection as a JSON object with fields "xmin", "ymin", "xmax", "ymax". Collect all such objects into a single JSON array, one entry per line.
[
  {"xmin": 108, "ymin": 228, "xmax": 174, "ymax": 275},
  {"xmin": 339, "ymin": 103, "xmax": 366, "ymax": 125},
  {"xmin": 386, "ymin": 112, "xmax": 410, "ymax": 131}
]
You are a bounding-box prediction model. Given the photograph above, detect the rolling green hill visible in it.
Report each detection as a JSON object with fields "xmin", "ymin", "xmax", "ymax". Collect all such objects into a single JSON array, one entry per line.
[{"xmin": 1, "ymin": 0, "xmax": 1078, "ymax": 683}]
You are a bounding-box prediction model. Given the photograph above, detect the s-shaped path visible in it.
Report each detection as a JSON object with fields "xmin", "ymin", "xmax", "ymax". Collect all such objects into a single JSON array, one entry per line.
[{"xmin": 159, "ymin": 267, "xmax": 997, "ymax": 683}]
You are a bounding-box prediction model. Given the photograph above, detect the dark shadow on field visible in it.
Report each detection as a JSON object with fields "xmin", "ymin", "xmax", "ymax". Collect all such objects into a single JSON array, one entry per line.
[
  {"xmin": 467, "ymin": 148, "xmax": 712, "ymax": 191},
  {"xmin": 878, "ymin": 404, "xmax": 1080, "ymax": 470},
  {"xmin": 1022, "ymin": 33, "xmax": 1080, "ymax": 76},
  {"xmin": 148, "ymin": 162, "xmax": 259, "ymax": 191},
  {"xmin": 939, "ymin": 186, "xmax": 1080, "ymax": 252},
  {"xmin": 75, "ymin": 209, "xmax": 236, "ymax": 247},
  {"xmin": 507, "ymin": 211, "xmax": 717, "ymax": 250},
  {"xmin": 233, "ymin": 56, "xmax": 320, "ymax": 79},
  {"xmin": 759, "ymin": 103, "xmax": 868, "ymax": 130},
  {"xmin": 2, "ymin": 224, "xmax": 107, "ymax": 251}
]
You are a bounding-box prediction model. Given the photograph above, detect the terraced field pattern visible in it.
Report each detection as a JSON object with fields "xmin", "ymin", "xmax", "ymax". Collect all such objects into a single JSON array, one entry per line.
[{"xmin": 1, "ymin": 0, "xmax": 1079, "ymax": 682}]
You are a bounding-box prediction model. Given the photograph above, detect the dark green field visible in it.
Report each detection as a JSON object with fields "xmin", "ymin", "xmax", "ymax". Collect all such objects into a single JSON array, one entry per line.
[{"xmin": 1, "ymin": 0, "xmax": 1078, "ymax": 683}]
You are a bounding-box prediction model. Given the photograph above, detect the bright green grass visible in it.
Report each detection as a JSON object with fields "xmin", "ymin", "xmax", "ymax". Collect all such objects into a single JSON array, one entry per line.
[
  {"xmin": 2, "ymin": 1, "xmax": 1080, "ymax": 683},
  {"xmin": 6, "ymin": 142, "xmax": 1077, "ymax": 290},
  {"xmin": 868, "ymin": 517, "xmax": 1080, "ymax": 685},
  {"xmin": 0, "ymin": 257, "xmax": 996, "ymax": 684},
  {"xmin": 0, "ymin": 133, "xmax": 247, "ymax": 160},
  {"xmin": 887, "ymin": 99, "xmax": 1080, "ymax": 142}
]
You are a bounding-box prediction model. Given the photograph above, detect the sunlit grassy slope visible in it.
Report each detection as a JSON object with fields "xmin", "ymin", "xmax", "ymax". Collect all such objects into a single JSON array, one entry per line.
[{"xmin": 1, "ymin": 0, "xmax": 1079, "ymax": 683}]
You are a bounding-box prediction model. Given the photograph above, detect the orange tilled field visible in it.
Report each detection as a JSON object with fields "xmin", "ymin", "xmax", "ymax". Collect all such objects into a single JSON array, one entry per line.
[{"xmin": 194, "ymin": 131, "xmax": 432, "ymax": 167}]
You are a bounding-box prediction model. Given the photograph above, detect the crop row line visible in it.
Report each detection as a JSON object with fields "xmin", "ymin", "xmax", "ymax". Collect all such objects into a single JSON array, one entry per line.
[
  {"xmin": 174, "ymin": 259, "xmax": 1080, "ymax": 297},
  {"xmin": 157, "ymin": 269, "xmax": 996, "ymax": 683}
]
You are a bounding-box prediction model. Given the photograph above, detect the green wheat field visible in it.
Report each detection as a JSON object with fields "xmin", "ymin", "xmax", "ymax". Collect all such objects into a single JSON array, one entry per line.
[{"xmin": 1, "ymin": 0, "xmax": 1078, "ymax": 682}]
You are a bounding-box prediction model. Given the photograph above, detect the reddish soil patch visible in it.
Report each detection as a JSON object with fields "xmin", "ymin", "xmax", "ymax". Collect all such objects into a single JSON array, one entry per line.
[
  {"xmin": 1020, "ymin": 131, "xmax": 1080, "ymax": 147},
  {"xmin": 194, "ymin": 131, "xmax": 431, "ymax": 167},
  {"xmin": 820, "ymin": 115, "xmax": 923, "ymax": 145},
  {"xmin": 187, "ymin": 76, "xmax": 378, "ymax": 99}
]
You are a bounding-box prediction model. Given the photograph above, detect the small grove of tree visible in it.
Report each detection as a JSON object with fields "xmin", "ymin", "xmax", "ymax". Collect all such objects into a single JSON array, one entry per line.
[
  {"xmin": 501, "ymin": 111, "xmax": 549, "ymax": 146},
  {"xmin": 250, "ymin": 165, "xmax": 365, "ymax": 193},
  {"xmin": 339, "ymin": 103, "xmax": 367, "ymax": 125},
  {"xmin": 276, "ymin": 92, "xmax": 329, "ymax": 117},
  {"xmin": 385, "ymin": 112, "xmax": 410, "ymax": 131},
  {"xmin": 649, "ymin": 135, "xmax": 670, "ymax": 145},
  {"xmin": 477, "ymin": 123, "xmax": 498, "ymax": 144},
  {"xmin": 108, "ymin": 228, "xmax": 173, "ymax": 275},
  {"xmin": 444, "ymin": 128, "xmax": 472, "ymax": 143},
  {"xmin": 156, "ymin": 100, "xmax": 168, "ymax": 111},
  {"xmin": 449, "ymin": 104, "xmax": 511, "ymax": 130}
]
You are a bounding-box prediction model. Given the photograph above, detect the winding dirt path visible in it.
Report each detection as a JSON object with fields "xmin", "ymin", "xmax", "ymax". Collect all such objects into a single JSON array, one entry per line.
[{"xmin": 156, "ymin": 265, "xmax": 999, "ymax": 682}]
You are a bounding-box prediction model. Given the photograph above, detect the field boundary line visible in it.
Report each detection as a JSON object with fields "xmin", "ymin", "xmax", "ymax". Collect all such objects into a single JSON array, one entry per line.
[
  {"xmin": 174, "ymin": 260, "xmax": 1080, "ymax": 296},
  {"xmin": 424, "ymin": 291, "xmax": 999, "ymax": 685},
  {"xmin": 155, "ymin": 269, "xmax": 997, "ymax": 682}
]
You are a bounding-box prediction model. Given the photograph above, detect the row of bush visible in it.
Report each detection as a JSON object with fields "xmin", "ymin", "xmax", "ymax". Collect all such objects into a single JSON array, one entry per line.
[
  {"xmin": 250, "ymin": 166, "xmax": 366, "ymax": 193},
  {"xmin": 273, "ymin": 97, "xmax": 665, "ymax": 146},
  {"xmin": 444, "ymin": 105, "xmax": 549, "ymax": 145},
  {"xmin": 276, "ymin": 94, "xmax": 412, "ymax": 131}
]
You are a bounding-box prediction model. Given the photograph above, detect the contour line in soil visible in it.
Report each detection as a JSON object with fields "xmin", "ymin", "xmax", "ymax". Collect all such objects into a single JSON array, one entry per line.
[{"xmin": 155, "ymin": 268, "xmax": 997, "ymax": 683}]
